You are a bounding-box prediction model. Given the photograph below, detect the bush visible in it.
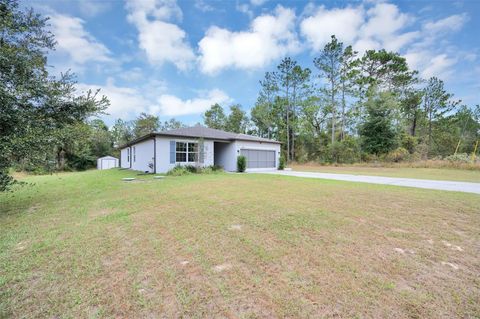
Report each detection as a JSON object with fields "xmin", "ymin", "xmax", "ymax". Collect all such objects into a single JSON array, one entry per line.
[
  {"xmin": 166, "ymin": 165, "xmax": 192, "ymax": 176},
  {"xmin": 385, "ymin": 147, "xmax": 410, "ymax": 162},
  {"xmin": 237, "ymin": 155, "xmax": 246, "ymax": 172},
  {"xmin": 202, "ymin": 165, "xmax": 224, "ymax": 174},
  {"xmin": 445, "ymin": 153, "xmax": 470, "ymax": 163},
  {"xmin": 184, "ymin": 165, "xmax": 199, "ymax": 173},
  {"xmin": 278, "ymin": 156, "xmax": 285, "ymax": 170},
  {"xmin": 166, "ymin": 164, "xmax": 224, "ymax": 176},
  {"xmin": 67, "ymin": 153, "xmax": 96, "ymax": 171},
  {"xmin": 400, "ymin": 134, "xmax": 417, "ymax": 154},
  {"xmin": 327, "ymin": 138, "xmax": 362, "ymax": 164},
  {"xmin": 209, "ymin": 164, "xmax": 223, "ymax": 172}
]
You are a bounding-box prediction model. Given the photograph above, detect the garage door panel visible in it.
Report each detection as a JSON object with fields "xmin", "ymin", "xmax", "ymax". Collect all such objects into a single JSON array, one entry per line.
[{"xmin": 240, "ymin": 149, "xmax": 275, "ymax": 169}]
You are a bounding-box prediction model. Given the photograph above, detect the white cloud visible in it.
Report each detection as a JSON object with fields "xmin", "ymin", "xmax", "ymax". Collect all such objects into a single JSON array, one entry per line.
[
  {"xmin": 421, "ymin": 54, "xmax": 457, "ymax": 79},
  {"xmin": 404, "ymin": 51, "xmax": 457, "ymax": 79},
  {"xmin": 198, "ymin": 6, "xmax": 301, "ymax": 74},
  {"xmin": 48, "ymin": 13, "xmax": 111, "ymax": 65},
  {"xmin": 77, "ymin": 80, "xmax": 149, "ymax": 118},
  {"xmin": 300, "ymin": 2, "xmax": 416, "ymax": 53},
  {"xmin": 424, "ymin": 14, "xmax": 468, "ymax": 33},
  {"xmin": 78, "ymin": 79, "xmax": 230, "ymax": 118},
  {"xmin": 403, "ymin": 13, "xmax": 469, "ymax": 79},
  {"xmin": 360, "ymin": 3, "xmax": 412, "ymax": 39},
  {"xmin": 381, "ymin": 31, "xmax": 420, "ymax": 52},
  {"xmin": 300, "ymin": 2, "xmax": 469, "ymax": 80},
  {"xmin": 300, "ymin": 6, "xmax": 364, "ymax": 51},
  {"xmin": 155, "ymin": 89, "xmax": 232, "ymax": 116},
  {"xmin": 125, "ymin": 0, "xmax": 195, "ymax": 70}
]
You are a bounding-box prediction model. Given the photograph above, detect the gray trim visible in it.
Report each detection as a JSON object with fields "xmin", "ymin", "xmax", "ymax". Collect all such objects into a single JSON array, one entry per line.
[
  {"xmin": 169, "ymin": 140, "xmax": 175, "ymax": 164},
  {"xmin": 153, "ymin": 137, "xmax": 157, "ymax": 174},
  {"xmin": 199, "ymin": 139, "xmax": 205, "ymax": 164},
  {"xmin": 117, "ymin": 126, "xmax": 281, "ymax": 150}
]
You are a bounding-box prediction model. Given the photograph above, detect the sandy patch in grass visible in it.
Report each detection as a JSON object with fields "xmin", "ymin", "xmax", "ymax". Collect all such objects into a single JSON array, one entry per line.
[
  {"xmin": 15, "ymin": 241, "xmax": 28, "ymax": 251},
  {"xmin": 228, "ymin": 224, "xmax": 242, "ymax": 231},
  {"xmin": 213, "ymin": 263, "xmax": 233, "ymax": 273},
  {"xmin": 390, "ymin": 228, "xmax": 409, "ymax": 233},
  {"xmin": 441, "ymin": 262, "xmax": 460, "ymax": 270},
  {"xmin": 394, "ymin": 247, "xmax": 415, "ymax": 254},
  {"xmin": 442, "ymin": 240, "xmax": 463, "ymax": 251}
]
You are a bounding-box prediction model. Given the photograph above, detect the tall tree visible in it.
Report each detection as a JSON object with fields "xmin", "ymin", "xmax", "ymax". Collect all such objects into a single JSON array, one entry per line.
[
  {"xmin": 225, "ymin": 104, "xmax": 248, "ymax": 133},
  {"xmin": 273, "ymin": 57, "xmax": 298, "ymax": 161},
  {"xmin": 339, "ymin": 45, "xmax": 358, "ymax": 140},
  {"xmin": 203, "ymin": 103, "xmax": 226, "ymax": 130},
  {"xmin": 252, "ymin": 72, "xmax": 278, "ymax": 139},
  {"xmin": 0, "ymin": 0, "xmax": 108, "ymax": 190},
  {"xmin": 314, "ymin": 35, "xmax": 343, "ymax": 144},
  {"xmin": 401, "ymin": 89, "xmax": 423, "ymax": 137},
  {"xmin": 423, "ymin": 77, "xmax": 459, "ymax": 150},
  {"xmin": 359, "ymin": 90, "xmax": 398, "ymax": 155},
  {"xmin": 160, "ymin": 118, "xmax": 185, "ymax": 131},
  {"xmin": 111, "ymin": 119, "xmax": 133, "ymax": 147},
  {"xmin": 357, "ymin": 49, "xmax": 411, "ymax": 92},
  {"xmin": 89, "ymin": 119, "xmax": 113, "ymax": 158},
  {"xmin": 290, "ymin": 65, "xmax": 312, "ymax": 159},
  {"xmin": 133, "ymin": 113, "xmax": 159, "ymax": 138}
]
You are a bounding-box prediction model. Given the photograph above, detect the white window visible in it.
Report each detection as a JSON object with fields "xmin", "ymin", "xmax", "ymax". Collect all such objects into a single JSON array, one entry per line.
[{"xmin": 176, "ymin": 142, "xmax": 198, "ymax": 163}]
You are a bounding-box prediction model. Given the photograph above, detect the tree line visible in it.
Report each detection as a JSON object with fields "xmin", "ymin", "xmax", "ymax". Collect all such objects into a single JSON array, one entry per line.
[{"xmin": 204, "ymin": 35, "xmax": 480, "ymax": 164}]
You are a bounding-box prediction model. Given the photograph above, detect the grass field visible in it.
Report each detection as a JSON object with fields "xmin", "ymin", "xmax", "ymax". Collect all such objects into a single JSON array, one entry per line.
[
  {"xmin": 291, "ymin": 163, "xmax": 480, "ymax": 182},
  {"xmin": 1, "ymin": 170, "xmax": 479, "ymax": 318}
]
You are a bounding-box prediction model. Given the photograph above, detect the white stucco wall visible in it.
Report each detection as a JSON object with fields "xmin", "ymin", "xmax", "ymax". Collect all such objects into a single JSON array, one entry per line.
[
  {"xmin": 214, "ymin": 142, "xmax": 237, "ymax": 172},
  {"xmin": 120, "ymin": 135, "xmax": 280, "ymax": 173},
  {"xmin": 234, "ymin": 140, "xmax": 281, "ymax": 172},
  {"xmin": 130, "ymin": 139, "xmax": 155, "ymax": 172},
  {"xmin": 155, "ymin": 136, "xmax": 214, "ymax": 173},
  {"xmin": 120, "ymin": 148, "xmax": 130, "ymax": 168}
]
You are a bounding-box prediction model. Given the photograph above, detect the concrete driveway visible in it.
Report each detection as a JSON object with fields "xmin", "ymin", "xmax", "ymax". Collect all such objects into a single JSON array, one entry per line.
[{"xmin": 253, "ymin": 170, "xmax": 480, "ymax": 194}]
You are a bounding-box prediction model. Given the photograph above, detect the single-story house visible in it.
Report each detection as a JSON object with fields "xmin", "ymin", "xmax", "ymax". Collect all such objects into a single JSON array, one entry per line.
[{"xmin": 118, "ymin": 126, "xmax": 281, "ymax": 173}]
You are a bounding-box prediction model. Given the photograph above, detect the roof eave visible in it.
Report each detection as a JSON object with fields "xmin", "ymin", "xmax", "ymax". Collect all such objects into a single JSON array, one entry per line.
[{"xmin": 117, "ymin": 132, "xmax": 282, "ymax": 149}]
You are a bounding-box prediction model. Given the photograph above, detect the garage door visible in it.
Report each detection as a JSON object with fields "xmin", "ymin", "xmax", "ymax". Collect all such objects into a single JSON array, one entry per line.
[{"xmin": 240, "ymin": 149, "xmax": 275, "ymax": 169}]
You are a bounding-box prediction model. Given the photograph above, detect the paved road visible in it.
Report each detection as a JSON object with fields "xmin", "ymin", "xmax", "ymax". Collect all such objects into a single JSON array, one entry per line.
[{"xmin": 253, "ymin": 170, "xmax": 480, "ymax": 194}]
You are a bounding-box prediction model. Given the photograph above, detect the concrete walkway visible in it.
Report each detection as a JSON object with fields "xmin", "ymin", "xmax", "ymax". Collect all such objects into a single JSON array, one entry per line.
[{"xmin": 253, "ymin": 170, "xmax": 480, "ymax": 194}]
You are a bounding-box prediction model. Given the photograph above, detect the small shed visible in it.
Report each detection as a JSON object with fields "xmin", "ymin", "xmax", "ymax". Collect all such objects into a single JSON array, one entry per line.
[{"xmin": 97, "ymin": 156, "xmax": 119, "ymax": 170}]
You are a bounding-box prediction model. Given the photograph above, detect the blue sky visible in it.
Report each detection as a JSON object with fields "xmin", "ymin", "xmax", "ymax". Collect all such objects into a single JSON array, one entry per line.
[{"xmin": 29, "ymin": 0, "xmax": 480, "ymax": 126}]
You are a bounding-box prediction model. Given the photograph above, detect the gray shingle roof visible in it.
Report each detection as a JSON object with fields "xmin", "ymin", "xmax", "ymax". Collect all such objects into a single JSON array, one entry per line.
[{"xmin": 118, "ymin": 126, "xmax": 280, "ymax": 149}]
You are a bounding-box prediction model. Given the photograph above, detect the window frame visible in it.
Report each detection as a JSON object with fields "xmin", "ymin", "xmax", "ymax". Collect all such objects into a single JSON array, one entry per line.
[{"xmin": 175, "ymin": 141, "xmax": 199, "ymax": 163}]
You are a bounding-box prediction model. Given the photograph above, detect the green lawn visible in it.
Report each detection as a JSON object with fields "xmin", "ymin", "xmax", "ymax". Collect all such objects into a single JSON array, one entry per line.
[
  {"xmin": 1, "ymin": 170, "xmax": 479, "ymax": 318},
  {"xmin": 291, "ymin": 164, "xmax": 480, "ymax": 182}
]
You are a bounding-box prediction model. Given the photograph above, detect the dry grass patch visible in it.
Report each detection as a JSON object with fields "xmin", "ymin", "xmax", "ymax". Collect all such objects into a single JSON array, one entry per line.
[{"xmin": 0, "ymin": 169, "xmax": 479, "ymax": 318}]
